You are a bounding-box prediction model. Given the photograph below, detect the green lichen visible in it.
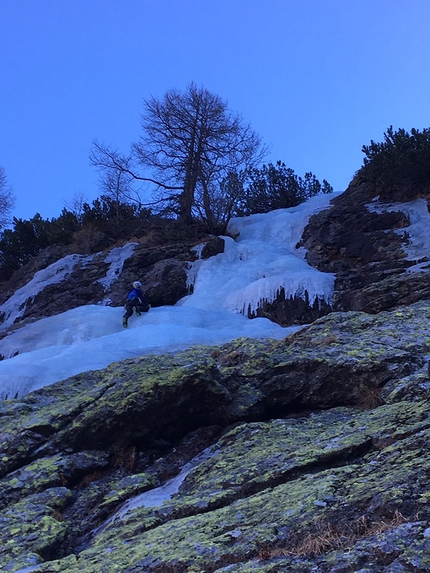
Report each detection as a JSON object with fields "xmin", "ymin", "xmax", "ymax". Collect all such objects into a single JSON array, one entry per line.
[
  {"xmin": 0, "ymin": 451, "xmax": 109, "ymax": 510},
  {"xmin": 2, "ymin": 301, "xmax": 430, "ymax": 571},
  {"xmin": 100, "ymin": 473, "xmax": 159, "ymax": 509},
  {"xmin": 0, "ymin": 487, "xmax": 72, "ymax": 571}
]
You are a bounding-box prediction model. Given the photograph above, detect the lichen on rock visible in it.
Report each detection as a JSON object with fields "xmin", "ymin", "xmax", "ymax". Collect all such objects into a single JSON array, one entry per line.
[{"xmin": 1, "ymin": 298, "xmax": 430, "ymax": 571}]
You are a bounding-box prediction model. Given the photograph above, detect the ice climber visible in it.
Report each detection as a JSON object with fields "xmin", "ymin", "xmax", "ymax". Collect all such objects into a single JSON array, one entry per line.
[{"xmin": 123, "ymin": 281, "xmax": 150, "ymax": 327}]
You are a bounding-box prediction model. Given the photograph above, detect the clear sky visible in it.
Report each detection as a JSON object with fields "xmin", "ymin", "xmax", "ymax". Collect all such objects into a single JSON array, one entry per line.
[{"xmin": 1, "ymin": 0, "xmax": 430, "ymax": 221}]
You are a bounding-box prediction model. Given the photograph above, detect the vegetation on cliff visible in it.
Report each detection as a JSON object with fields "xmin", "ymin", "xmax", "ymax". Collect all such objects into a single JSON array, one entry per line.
[
  {"xmin": 0, "ymin": 162, "xmax": 332, "ymax": 283},
  {"xmin": 359, "ymin": 125, "xmax": 430, "ymax": 200}
]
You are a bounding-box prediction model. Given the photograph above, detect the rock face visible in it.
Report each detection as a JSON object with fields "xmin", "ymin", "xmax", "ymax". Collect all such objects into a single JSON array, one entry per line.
[
  {"xmin": 2, "ymin": 185, "xmax": 430, "ymax": 571},
  {"xmin": 300, "ymin": 181, "xmax": 430, "ymax": 314},
  {"xmin": 2, "ymin": 181, "xmax": 429, "ymax": 331},
  {"xmin": 0, "ymin": 237, "xmax": 225, "ymax": 330},
  {"xmin": 1, "ymin": 301, "xmax": 430, "ymax": 571}
]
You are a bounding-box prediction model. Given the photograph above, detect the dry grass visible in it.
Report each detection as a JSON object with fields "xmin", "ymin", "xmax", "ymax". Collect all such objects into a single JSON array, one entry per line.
[
  {"xmin": 321, "ymin": 334, "xmax": 338, "ymax": 345},
  {"xmin": 358, "ymin": 385, "xmax": 384, "ymax": 410},
  {"xmin": 111, "ymin": 445, "xmax": 137, "ymax": 470},
  {"xmin": 307, "ymin": 333, "xmax": 339, "ymax": 346},
  {"xmin": 216, "ymin": 350, "xmax": 249, "ymax": 367},
  {"xmin": 76, "ymin": 470, "xmax": 106, "ymax": 488},
  {"xmin": 51, "ymin": 509, "xmax": 64, "ymax": 522},
  {"xmin": 258, "ymin": 511, "xmax": 407, "ymax": 560}
]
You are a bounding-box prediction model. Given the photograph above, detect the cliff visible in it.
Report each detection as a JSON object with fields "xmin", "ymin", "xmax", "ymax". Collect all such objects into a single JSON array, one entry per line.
[{"xmin": 1, "ymin": 182, "xmax": 430, "ymax": 572}]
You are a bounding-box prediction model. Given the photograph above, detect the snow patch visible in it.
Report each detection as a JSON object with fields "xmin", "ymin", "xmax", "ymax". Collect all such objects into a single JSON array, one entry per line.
[
  {"xmin": 119, "ymin": 446, "xmax": 217, "ymax": 515},
  {"xmin": 93, "ymin": 446, "xmax": 218, "ymax": 538},
  {"xmin": 183, "ymin": 193, "xmax": 338, "ymax": 314},
  {"xmin": 0, "ymin": 254, "xmax": 93, "ymax": 330},
  {"xmin": 0, "ymin": 192, "xmax": 338, "ymax": 398},
  {"xmin": 366, "ymin": 198, "xmax": 430, "ymax": 273},
  {"xmin": 97, "ymin": 242, "xmax": 138, "ymax": 291}
]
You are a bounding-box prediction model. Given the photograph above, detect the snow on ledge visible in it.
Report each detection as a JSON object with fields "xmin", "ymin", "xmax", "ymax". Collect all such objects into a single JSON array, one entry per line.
[
  {"xmin": 366, "ymin": 198, "xmax": 430, "ymax": 273},
  {"xmin": 0, "ymin": 254, "xmax": 93, "ymax": 330},
  {"xmin": 97, "ymin": 242, "xmax": 138, "ymax": 291},
  {"xmin": 184, "ymin": 194, "xmax": 338, "ymax": 314}
]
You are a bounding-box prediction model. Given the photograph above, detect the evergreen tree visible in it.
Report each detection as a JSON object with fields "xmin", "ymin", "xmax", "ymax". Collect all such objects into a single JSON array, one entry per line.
[
  {"xmin": 359, "ymin": 126, "xmax": 430, "ymax": 199},
  {"xmin": 235, "ymin": 161, "xmax": 333, "ymax": 216}
]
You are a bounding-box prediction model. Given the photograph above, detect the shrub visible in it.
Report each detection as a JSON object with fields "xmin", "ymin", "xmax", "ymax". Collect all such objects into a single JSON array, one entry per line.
[
  {"xmin": 235, "ymin": 161, "xmax": 333, "ymax": 216},
  {"xmin": 358, "ymin": 126, "xmax": 430, "ymax": 200}
]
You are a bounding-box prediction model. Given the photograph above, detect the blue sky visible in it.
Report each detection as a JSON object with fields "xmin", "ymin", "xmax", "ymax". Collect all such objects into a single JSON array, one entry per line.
[{"xmin": 1, "ymin": 0, "xmax": 430, "ymax": 221}]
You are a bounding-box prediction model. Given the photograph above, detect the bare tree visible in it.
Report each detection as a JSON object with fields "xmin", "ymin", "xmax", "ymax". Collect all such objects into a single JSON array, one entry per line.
[
  {"xmin": 62, "ymin": 190, "xmax": 88, "ymax": 224},
  {"xmin": 0, "ymin": 167, "xmax": 15, "ymax": 230},
  {"xmin": 89, "ymin": 142, "xmax": 156, "ymax": 207},
  {"xmin": 90, "ymin": 83, "xmax": 265, "ymax": 227}
]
